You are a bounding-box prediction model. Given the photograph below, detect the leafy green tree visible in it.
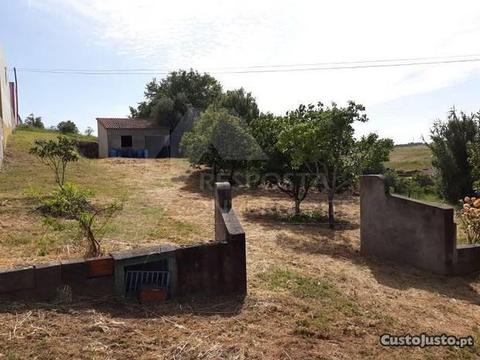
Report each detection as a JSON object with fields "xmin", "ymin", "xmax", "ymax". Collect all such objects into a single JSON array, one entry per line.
[
  {"xmin": 278, "ymin": 102, "xmax": 393, "ymax": 228},
  {"xmin": 130, "ymin": 69, "xmax": 222, "ymax": 121},
  {"xmin": 130, "ymin": 69, "xmax": 223, "ymax": 156},
  {"xmin": 29, "ymin": 136, "xmax": 79, "ymax": 188},
  {"xmin": 428, "ymin": 108, "xmax": 479, "ymax": 202},
  {"xmin": 57, "ymin": 120, "xmax": 79, "ymax": 134},
  {"xmin": 216, "ymin": 88, "xmax": 259, "ymax": 124},
  {"xmin": 24, "ymin": 113, "xmax": 45, "ymax": 128},
  {"xmin": 181, "ymin": 107, "xmax": 263, "ymax": 181},
  {"xmin": 250, "ymin": 113, "xmax": 315, "ymax": 215}
]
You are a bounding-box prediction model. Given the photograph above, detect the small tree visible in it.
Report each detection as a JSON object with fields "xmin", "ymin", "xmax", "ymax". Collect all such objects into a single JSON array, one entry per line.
[
  {"xmin": 57, "ymin": 120, "xmax": 79, "ymax": 134},
  {"xmin": 30, "ymin": 136, "xmax": 79, "ymax": 188},
  {"xmin": 428, "ymin": 108, "xmax": 479, "ymax": 203},
  {"xmin": 250, "ymin": 113, "xmax": 315, "ymax": 215},
  {"xmin": 181, "ymin": 107, "xmax": 263, "ymax": 180},
  {"xmin": 24, "ymin": 113, "xmax": 45, "ymax": 128},
  {"xmin": 278, "ymin": 102, "xmax": 393, "ymax": 228},
  {"xmin": 84, "ymin": 126, "xmax": 94, "ymax": 136},
  {"xmin": 79, "ymin": 202, "xmax": 122, "ymax": 257}
]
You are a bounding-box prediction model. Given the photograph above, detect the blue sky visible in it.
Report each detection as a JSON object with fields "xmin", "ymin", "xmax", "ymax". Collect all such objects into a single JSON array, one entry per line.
[{"xmin": 2, "ymin": 0, "xmax": 480, "ymax": 143}]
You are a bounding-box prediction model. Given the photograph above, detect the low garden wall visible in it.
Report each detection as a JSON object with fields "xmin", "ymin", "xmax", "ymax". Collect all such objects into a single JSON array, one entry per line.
[
  {"xmin": 0, "ymin": 182, "xmax": 246, "ymax": 301},
  {"xmin": 361, "ymin": 175, "xmax": 480, "ymax": 275}
]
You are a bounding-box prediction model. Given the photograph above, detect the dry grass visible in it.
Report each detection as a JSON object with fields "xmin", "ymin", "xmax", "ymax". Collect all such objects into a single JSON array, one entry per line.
[{"xmin": 1, "ymin": 129, "xmax": 480, "ymax": 359}]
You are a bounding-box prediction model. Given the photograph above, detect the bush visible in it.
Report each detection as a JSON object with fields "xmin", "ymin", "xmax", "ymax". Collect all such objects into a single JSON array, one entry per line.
[
  {"xmin": 384, "ymin": 169, "xmax": 435, "ymax": 198},
  {"xmin": 459, "ymin": 196, "xmax": 480, "ymax": 244},
  {"xmin": 57, "ymin": 120, "xmax": 79, "ymax": 134},
  {"xmin": 429, "ymin": 108, "xmax": 479, "ymax": 203},
  {"xmin": 39, "ymin": 183, "xmax": 93, "ymax": 218}
]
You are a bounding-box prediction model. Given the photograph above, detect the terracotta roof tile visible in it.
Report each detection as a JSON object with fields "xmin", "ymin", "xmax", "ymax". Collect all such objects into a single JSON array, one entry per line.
[{"xmin": 96, "ymin": 118, "xmax": 164, "ymax": 129}]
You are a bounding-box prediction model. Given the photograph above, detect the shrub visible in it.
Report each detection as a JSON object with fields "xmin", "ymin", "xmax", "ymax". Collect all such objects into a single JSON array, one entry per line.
[
  {"xmin": 428, "ymin": 108, "xmax": 479, "ymax": 203},
  {"xmin": 78, "ymin": 202, "xmax": 123, "ymax": 257},
  {"xmin": 39, "ymin": 183, "xmax": 93, "ymax": 218},
  {"xmin": 57, "ymin": 120, "xmax": 79, "ymax": 134},
  {"xmin": 459, "ymin": 196, "xmax": 480, "ymax": 244},
  {"xmin": 29, "ymin": 136, "xmax": 79, "ymax": 187}
]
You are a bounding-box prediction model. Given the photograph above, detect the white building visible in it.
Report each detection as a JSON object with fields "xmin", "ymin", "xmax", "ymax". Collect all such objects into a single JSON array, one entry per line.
[{"xmin": 0, "ymin": 46, "xmax": 18, "ymax": 168}]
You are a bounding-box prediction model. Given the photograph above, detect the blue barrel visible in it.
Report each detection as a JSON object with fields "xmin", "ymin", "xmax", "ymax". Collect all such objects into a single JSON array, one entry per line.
[
  {"xmin": 137, "ymin": 149, "xmax": 144, "ymax": 158},
  {"xmin": 109, "ymin": 149, "xmax": 117, "ymax": 157},
  {"xmin": 144, "ymin": 149, "xmax": 149, "ymax": 158}
]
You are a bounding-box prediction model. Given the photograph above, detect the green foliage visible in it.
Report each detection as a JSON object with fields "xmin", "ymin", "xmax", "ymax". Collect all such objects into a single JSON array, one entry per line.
[
  {"xmin": 24, "ymin": 113, "xmax": 45, "ymax": 128},
  {"xmin": 215, "ymin": 88, "xmax": 259, "ymax": 124},
  {"xmin": 470, "ymin": 133, "xmax": 480, "ymax": 188},
  {"xmin": 181, "ymin": 107, "xmax": 263, "ymax": 180},
  {"xmin": 428, "ymin": 108, "xmax": 479, "ymax": 203},
  {"xmin": 39, "ymin": 183, "xmax": 93, "ymax": 218},
  {"xmin": 130, "ymin": 69, "xmax": 222, "ymax": 126},
  {"xmin": 29, "ymin": 136, "xmax": 79, "ymax": 187},
  {"xmin": 57, "ymin": 120, "xmax": 79, "ymax": 134},
  {"xmin": 357, "ymin": 133, "xmax": 394, "ymax": 174},
  {"xmin": 384, "ymin": 169, "xmax": 436, "ymax": 199},
  {"xmin": 250, "ymin": 113, "xmax": 315, "ymax": 215},
  {"xmin": 277, "ymin": 101, "xmax": 393, "ymax": 228}
]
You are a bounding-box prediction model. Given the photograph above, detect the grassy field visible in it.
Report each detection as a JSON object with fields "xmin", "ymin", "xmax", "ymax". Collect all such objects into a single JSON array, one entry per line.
[
  {"xmin": 386, "ymin": 144, "xmax": 432, "ymax": 172},
  {"xmin": 0, "ymin": 129, "xmax": 479, "ymax": 359}
]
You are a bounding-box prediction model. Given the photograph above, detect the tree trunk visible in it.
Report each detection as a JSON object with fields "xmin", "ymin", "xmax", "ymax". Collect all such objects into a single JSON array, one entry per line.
[
  {"xmin": 294, "ymin": 198, "xmax": 301, "ymax": 216},
  {"xmin": 328, "ymin": 191, "xmax": 335, "ymax": 229},
  {"xmin": 229, "ymin": 168, "xmax": 235, "ymax": 184}
]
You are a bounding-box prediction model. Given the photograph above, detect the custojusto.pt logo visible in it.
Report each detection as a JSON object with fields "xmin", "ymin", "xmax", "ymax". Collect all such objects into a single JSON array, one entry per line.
[{"xmin": 380, "ymin": 333, "xmax": 474, "ymax": 348}]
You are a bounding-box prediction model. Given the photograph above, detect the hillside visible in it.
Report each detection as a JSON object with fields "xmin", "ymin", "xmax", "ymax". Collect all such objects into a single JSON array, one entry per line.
[
  {"xmin": 385, "ymin": 144, "xmax": 433, "ymax": 173},
  {"xmin": 0, "ymin": 129, "xmax": 479, "ymax": 359}
]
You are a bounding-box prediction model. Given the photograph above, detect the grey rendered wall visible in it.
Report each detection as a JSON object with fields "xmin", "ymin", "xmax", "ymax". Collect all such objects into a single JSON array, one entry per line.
[
  {"xmin": 107, "ymin": 128, "xmax": 169, "ymax": 158},
  {"xmin": 97, "ymin": 123, "xmax": 109, "ymax": 158},
  {"xmin": 360, "ymin": 175, "xmax": 456, "ymax": 275}
]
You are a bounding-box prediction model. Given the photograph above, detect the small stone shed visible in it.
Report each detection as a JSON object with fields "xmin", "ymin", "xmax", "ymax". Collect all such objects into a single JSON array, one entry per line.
[{"xmin": 97, "ymin": 118, "xmax": 170, "ymax": 158}]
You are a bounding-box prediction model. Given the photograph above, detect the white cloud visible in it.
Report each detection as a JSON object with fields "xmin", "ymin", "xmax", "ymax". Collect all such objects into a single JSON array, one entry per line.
[{"xmin": 32, "ymin": 0, "xmax": 480, "ymax": 130}]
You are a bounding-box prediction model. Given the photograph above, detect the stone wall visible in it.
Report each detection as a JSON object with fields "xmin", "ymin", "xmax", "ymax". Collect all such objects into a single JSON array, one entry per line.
[
  {"xmin": 0, "ymin": 182, "xmax": 247, "ymax": 301},
  {"xmin": 361, "ymin": 175, "xmax": 480, "ymax": 275}
]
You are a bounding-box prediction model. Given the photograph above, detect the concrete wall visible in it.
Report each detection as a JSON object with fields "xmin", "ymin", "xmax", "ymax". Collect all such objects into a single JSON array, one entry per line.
[
  {"xmin": 0, "ymin": 183, "xmax": 247, "ymax": 301},
  {"xmin": 0, "ymin": 47, "xmax": 15, "ymax": 168},
  {"xmin": 98, "ymin": 126, "xmax": 170, "ymax": 158},
  {"xmin": 361, "ymin": 175, "xmax": 480, "ymax": 275},
  {"xmin": 98, "ymin": 123, "xmax": 109, "ymax": 158}
]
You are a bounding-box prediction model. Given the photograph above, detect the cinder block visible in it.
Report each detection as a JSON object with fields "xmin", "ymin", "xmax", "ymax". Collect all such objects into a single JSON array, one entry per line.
[
  {"xmin": 0, "ymin": 266, "xmax": 35, "ymax": 293},
  {"xmin": 86, "ymin": 256, "xmax": 114, "ymax": 278}
]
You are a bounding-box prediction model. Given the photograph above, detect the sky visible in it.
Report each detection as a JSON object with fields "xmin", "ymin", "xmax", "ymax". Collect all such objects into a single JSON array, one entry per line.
[{"xmin": 2, "ymin": 0, "xmax": 480, "ymax": 143}]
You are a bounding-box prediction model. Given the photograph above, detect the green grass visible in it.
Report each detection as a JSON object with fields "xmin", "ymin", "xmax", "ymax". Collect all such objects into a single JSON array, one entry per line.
[
  {"xmin": 0, "ymin": 128, "xmax": 196, "ymax": 261},
  {"xmin": 260, "ymin": 267, "xmax": 359, "ymax": 337},
  {"xmin": 386, "ymin": 144, "xmax": 432, "ymax": 172}
]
